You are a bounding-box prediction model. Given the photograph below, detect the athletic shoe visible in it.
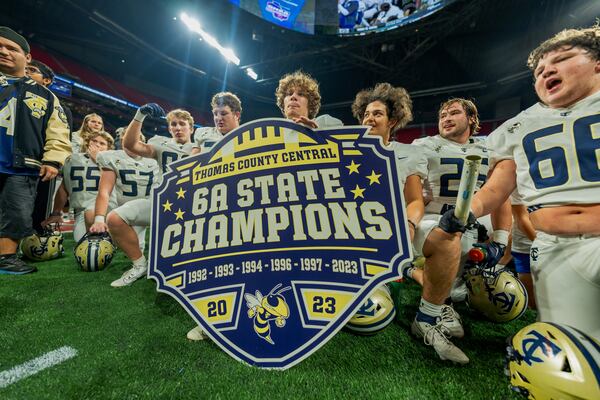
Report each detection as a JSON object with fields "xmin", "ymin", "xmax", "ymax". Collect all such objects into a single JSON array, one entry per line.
[
  {"xmin": 186, "ymin": 326, "xmax": 207, "ymax": 341},
  {"xmin": 440, "ymin": 304, "xmax": 465, "ymax": 338},
  {"xmin": 411, "ymin": 312, "xmax": 469, "ymax": 365},
  {"xmin": 110, "ymin": 265, "xmax": 147, "ymax": 287},
  {"xmin": 0, "ymin": 254, "xmax": 37, "ymax": 275}
]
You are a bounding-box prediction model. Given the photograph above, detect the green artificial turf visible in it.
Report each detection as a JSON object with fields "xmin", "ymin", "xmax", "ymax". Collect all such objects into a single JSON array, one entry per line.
[{"xmin": 0, "ymin": 234, "xmax": 533, "ymax": 399}]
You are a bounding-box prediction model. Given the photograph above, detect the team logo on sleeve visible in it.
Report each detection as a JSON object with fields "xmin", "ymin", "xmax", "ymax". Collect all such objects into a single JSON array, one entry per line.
[
  {"xmin": 23, "ymin": 92, "xmax": 48, "ymax": 119},
  {"xmin": 56, "ymin": 105, "xmax": 68, "ymax": 124},
  {"xmin": 149, "ymin": 118, "xmax": 412, "ymax": 369}
]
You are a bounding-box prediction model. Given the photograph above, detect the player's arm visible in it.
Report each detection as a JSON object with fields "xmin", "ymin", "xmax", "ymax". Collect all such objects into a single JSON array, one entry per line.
[
  {"xmin": 512, "ymin": 204, "xmax": 536, "ymax": 241},
  {"xmin": 491, "ymin": 197, "xmax": 512, "ymax": 234},
  {"xmin": 404, "ymin": 175, "xmax": 425, "ymax": 242},
  {"xmin": 123, "ymin": 103, "xmax": 166, "ymax": 158},
  {"xmin": 89, "ymin": 170, "xmax": 116, "ymax": 233},
  {"xmin": 41, "ymin": 181, "xmax": 68, "ymax": 227},
  {"xmin": 471, "ymin": 159, "xmax": 516, "ymax": 219},
  {"xmin": 40, "ymin": 95, "xmax": 71, "ymax": 181},
  {"xmin": 469, "ymin": 161, "xmax": 515, "ymax": 269}
]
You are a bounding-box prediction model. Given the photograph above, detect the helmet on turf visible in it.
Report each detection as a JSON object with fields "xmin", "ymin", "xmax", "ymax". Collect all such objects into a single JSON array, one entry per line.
[
  {"xmin": 74, "ymin": 232, "xmax": 115, "ymax": 272},
  {"xmin": 466, "ymin": 268, "xmax": 528, "ymax": 323},
  {"xmin": 20, "ymin": 225, "xmax": 64, "ymax": 261},
  {"xmin": 346, "ymin": 285, "xmax": 396, "ymax": 335},
  {"xmin": 506, "ymin": 322, "xmax": 600, "ymax": 400}
]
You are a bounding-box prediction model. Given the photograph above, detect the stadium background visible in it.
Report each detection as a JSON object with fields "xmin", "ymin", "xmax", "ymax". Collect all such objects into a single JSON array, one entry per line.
[{"xmin": 0, "ymin": 0, "xmax": 597, "ymax": 398}]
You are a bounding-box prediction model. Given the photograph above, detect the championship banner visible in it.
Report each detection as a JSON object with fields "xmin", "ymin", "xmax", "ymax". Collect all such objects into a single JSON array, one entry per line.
[{"xmin": 148, "ymin": 118, "xmax": 412, "ymax": 369}]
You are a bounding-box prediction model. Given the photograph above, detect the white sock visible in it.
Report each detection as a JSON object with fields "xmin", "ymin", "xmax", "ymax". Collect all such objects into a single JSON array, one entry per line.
[
  {"xmin": 133, "ymin": 255, "xmax": 147, "ymax": 269},
  {"xmin": 419, "ymin": 297, "xmax": 443, "ymax": 317}
]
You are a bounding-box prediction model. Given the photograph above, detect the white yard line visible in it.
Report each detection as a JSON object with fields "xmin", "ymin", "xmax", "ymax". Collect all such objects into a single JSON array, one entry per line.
[{"xmin": 0, "ymin": 346, "xmax": 78, "ymax": 388}]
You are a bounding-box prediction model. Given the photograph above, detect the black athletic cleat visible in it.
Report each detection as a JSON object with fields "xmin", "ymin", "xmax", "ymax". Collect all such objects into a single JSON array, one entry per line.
[{"xmin": 0, "ymin": 254, "xmax": 38, "ymax": 275}]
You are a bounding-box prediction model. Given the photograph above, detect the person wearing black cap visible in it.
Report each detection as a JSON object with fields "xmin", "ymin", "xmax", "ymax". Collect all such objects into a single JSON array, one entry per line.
[
  {"xmin": 0, "ymin": 27, "xmax": 71, "ymax": 275},
  {"xmin": 26, "ymin": 59, "xmax": 74, "ymax": 236}
]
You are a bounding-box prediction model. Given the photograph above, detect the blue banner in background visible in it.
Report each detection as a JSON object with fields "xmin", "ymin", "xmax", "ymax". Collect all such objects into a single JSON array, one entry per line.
[
  {"xmin": 230, "ymin": 0, "xmax": 315, "ymax": 34},
  {"xmin": 148, "ymin": 119, "xmax": 412, "ymax": 369}
]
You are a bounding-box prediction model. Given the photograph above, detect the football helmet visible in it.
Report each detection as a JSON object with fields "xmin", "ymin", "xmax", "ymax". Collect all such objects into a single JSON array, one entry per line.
[
  {"xmin": 506, "ymin": 322, "xmax": 600, "ymax": 400},
  {"xmin": 466, "ymin": 268, "xmax": 528, "ymax": 323},
  {"xmin": 74, "ymin": 232, "xmax": 115, "ymax": 272},
  {"xmin": 20, "ymin": 225, "xmax": 64, "ymax": 261},
  {"xmin": 346, "ymin": 285, "xmax": 396, "ymax": 335}
]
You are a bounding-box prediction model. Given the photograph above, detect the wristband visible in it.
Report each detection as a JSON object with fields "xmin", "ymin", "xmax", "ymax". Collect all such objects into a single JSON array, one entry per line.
[
  {"xmin": 94, "ymin": 215, "xmax": 106, "ymax": 224},
  {"xmin": 133, "ymin": 109, "xmax": 146, "ymax": 123},
  {"xmin": 491, "ymin": 229, "xmax": 509, "ymax": 246}
]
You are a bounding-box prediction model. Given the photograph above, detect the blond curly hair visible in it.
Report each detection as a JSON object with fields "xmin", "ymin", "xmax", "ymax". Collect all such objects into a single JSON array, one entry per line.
[
  {"xmin": 81, "ymin": 131, "xmax": 114, "ymax": 153},
  {"xmin": 275, "ymin": 71, "xmax": 321, "ymax": 119}
]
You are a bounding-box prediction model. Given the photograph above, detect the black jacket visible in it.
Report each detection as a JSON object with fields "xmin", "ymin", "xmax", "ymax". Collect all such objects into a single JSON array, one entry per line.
[{"xmin": 0, "ymin": 74, "xmax": 71, "ymax": 170}]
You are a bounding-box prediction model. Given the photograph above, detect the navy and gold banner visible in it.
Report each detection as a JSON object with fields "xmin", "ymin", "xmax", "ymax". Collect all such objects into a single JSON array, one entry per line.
[{"xmin": 148, "ymin": 118, "xmax": 412, "ymax": 369}]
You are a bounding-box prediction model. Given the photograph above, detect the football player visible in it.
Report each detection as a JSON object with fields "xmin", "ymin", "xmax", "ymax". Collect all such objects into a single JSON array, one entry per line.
[
  {"xmin": 191, "ymin": 92, "xmax": 242, "ymax": 156},
  {"xmin": 470, "ymin": 24, "xmax": 600, "ymax": 339},
  {"xmin": 87, "ymin": 133, "xmax": 158, "ymax": 255},
  {"xmin": 101, "ymin": 105, "xmax": 194, "ymax": 287},
  {"xmin": 406, "ymin": 98, "xmax": 511, "ymax": 364},
  {"xmin": 275, "ymin": 70, "xmax": 343, "ymax": 129},
  {"xmin": 71, "ymin": 113, "xmax": 104, "ymax": 153},
  {"xmin": 351, "ymin": 82, "xmax": 426, "ymax": 241},
  {"xmin": 42, "ymin": 131, "xmax": 114, "ymax": 242},
  {"xmin": 187, "ymin": 92, "xmax": 243, "ymax": 341}
]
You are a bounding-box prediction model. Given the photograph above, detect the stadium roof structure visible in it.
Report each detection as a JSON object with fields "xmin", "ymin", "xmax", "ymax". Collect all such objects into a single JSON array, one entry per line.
[{"xmin": 4, "ymin": 0, "xmax": 599, "ymax": 123}]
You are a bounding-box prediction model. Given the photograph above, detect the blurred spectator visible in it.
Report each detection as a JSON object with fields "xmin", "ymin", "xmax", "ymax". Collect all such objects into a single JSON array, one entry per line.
[
  {"xmin": 113, "ymin": 126, "xmax": 126, "ymax": 150},
  {"xmin": 338, "ymin": 0, "xmax": 363, "ymax": 30},
  {"xmin": 373, "ymin": 1, "xmax": 403, "ymax": 25},
  {"xmin": 72, "ymin": 113, "xmax": 104, "ymax": 153}
]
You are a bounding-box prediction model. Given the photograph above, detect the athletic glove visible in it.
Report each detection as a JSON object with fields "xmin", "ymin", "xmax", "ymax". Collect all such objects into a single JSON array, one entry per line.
[
  {"xmin": 471, "ymin": 241, "xmax": 506, "ymax": 270},
  {"xmin": 134, "ymin": 103, "xmax": 165, "ymax": 122},
  {"xmin": 438, "ymin": 208, "xmax": 476, "ymax": 233}
]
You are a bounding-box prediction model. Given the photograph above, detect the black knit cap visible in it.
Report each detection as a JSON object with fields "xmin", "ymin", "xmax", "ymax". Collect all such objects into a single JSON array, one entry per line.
[{"xmin": 0, "ymin": 27, "xmax": 30, "ymax": 53}]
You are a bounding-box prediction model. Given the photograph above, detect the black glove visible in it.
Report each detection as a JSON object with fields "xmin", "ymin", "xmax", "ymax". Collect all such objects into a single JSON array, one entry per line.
[
  {"xmin": 438, "ymin": 209, "xmax": 476, "ymax": 233},
  {"xmin": 472, "ymin": 241, "xmax": 506, "ymax": 270},
  {"xmin": 139, "ymin": 103, "xmax": 165, "ymax": 118}
]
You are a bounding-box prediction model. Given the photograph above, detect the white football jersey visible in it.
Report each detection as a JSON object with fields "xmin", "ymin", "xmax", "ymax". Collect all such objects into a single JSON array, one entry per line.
[
  {"xmin": 412, "ymin": 135, "xmax": 489, "ymax": 214},
  {"xmin": 96, "ymin": 150, "xmax": 159, "ymax": 206},
  {"xmin": 148, "ymin": 135, "xmax": 194, "ymax": 175},
  {"xmin": 488, "ymin": 90, "xmax": 600, "ymax": 206},
  {"xmin": 193, "ymin": 127, "xmax": 225, "ymax": 155},
  {"xmin": 62, "ymin": 152, "xmax": 101, "ymax": 212},
  {"xmin": 387, "ymin": 142, "xmax": 428, "ymax": 184}
]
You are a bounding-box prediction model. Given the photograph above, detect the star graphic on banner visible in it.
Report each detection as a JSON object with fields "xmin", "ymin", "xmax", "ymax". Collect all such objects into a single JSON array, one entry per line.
[
  {"xmin": 174, "ymin": 208, "xmax": 185, "ymax": 220},
  {"xmin": 176, "ymin": 187, "xmax": 186, "ymax": 199},
  {"xmin": 366, "ymin": 170, "xmax": 382, "ymax": 185},
  {"xmin": 346, "ymin": 160, "xmax": 361, "ymax": 174},
  {"xmin": 162, "ymin": 200, "xmax": 173, "ymax": 212},
  {"xmin": 350, "ymin": 185, "xmax": 366, "ymax": 199}
]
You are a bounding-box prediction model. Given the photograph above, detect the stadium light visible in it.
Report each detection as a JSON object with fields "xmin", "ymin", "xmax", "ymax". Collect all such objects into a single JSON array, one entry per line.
[
  {"xmin": 180, "ymin": 12, "xmax": 240, "ymax": 66},
  {"xmin": 246, "ymin": 68, "xmax": 258, "ymax": 80}
]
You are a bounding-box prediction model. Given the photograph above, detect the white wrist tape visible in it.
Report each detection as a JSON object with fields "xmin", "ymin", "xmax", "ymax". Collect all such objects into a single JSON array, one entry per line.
[
  {"xmin": 492, "ymin": 229, "xmax": 509, "ymax": 246},
  {"xmin": 94, "ymin": 215, "xmax": 106, "ymax": 224},
  {"xmin": 133, "ymin": 109, "xmax": 146, "ymax": 123}
]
